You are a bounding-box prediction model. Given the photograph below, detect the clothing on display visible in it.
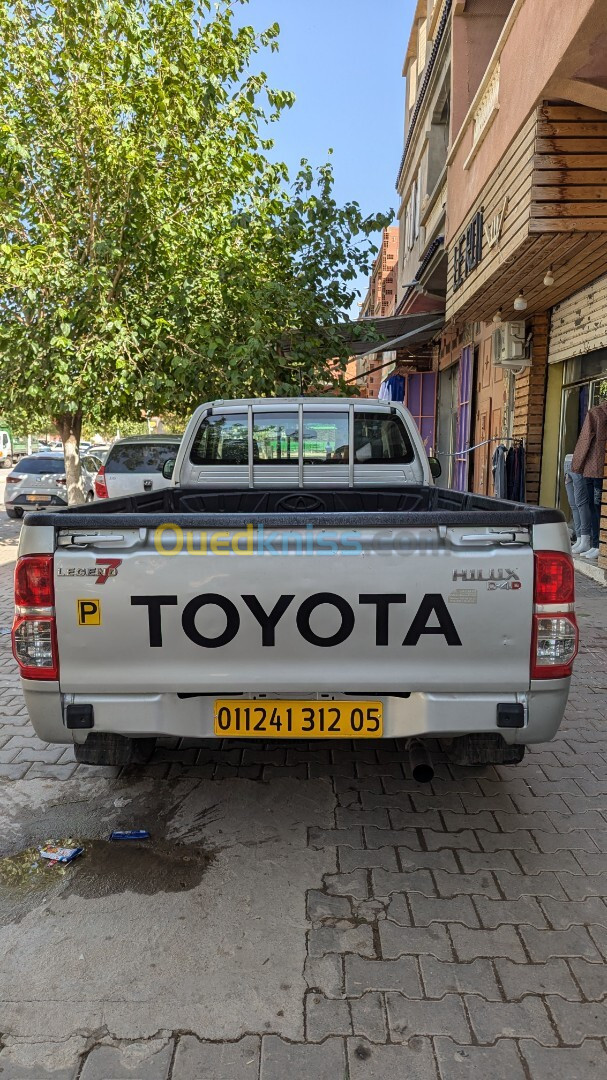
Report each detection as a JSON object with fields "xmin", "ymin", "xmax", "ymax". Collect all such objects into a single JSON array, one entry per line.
[
  {"xmin": 378, "ymin": 374, "xmax": 405, "ymax": 403},
  {"xmin": 505, "ymin": 443, "xmax": 525, "ymax": 502},
  {"xmin": 571, "ymin": 401, "xmax": 607, "ymax": 478},
  {"xmin": 563, "ymin": 453, "xmax": 581, "ymax": 538},
  {"xmin": 570, "ymin": 402, "xmax": 607, "ymax": 562},
  {"xmin": 492, "ymin": 444, "xmax": 508, "ymax": 498},
  {"xmin": 570, "ymin": 472, "xmax": 595, "ymax": 553}
]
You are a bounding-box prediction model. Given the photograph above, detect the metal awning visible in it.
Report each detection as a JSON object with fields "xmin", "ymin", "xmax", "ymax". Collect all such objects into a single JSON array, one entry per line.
[{"xmin": 337, "ymin": 313, "xmax": 444, "ymax": 356}]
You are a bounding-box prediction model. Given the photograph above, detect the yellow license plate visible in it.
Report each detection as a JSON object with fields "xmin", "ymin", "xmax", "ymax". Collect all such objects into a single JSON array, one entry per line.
[
  {"xmin": 26, "ymin": 494, "xmax": 51, "ymax": 502},
  {"xmin": 214, "ymin": 700, "xmax": 383, "ymax": 738}
]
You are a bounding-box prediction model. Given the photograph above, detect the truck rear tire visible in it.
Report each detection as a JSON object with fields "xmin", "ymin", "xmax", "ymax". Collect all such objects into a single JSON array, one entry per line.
[
  {"xmin": 445, "ymin": 733, "xmax": 525, "ymax": 767},
  {"xmin": 74, "ymin": 733, "xmax": 156, "ymax": 767}
]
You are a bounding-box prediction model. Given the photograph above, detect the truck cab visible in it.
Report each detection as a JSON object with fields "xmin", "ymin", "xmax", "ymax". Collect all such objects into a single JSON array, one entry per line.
[{"xmin": 165, "ymin": 398, "xmax": 438, "ymax": 489}]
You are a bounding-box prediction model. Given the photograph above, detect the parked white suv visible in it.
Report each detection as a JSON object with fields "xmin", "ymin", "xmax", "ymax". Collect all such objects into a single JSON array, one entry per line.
[{"xmin": 94, "ymin": 435, "xmax": 181, "ymax": 500}]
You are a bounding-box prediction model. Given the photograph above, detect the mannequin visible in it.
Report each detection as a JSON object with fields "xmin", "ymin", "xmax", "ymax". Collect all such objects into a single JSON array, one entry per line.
[{"xmin": 570, "ymin": 401, "xmax": 607, "ymax": 562}]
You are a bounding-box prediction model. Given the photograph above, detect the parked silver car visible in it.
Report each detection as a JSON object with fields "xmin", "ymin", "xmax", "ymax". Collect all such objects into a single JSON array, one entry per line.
[
  {"xmin": 81, "ymin": 451, "xmax": 108, "ymax": 501},
  {"xmin": 94, "ymin": 435, "xmax": 181, "ymax": 499},
  {"xmin": 4, "ymin": 453, "xmax": 98, "ymax": 518}
]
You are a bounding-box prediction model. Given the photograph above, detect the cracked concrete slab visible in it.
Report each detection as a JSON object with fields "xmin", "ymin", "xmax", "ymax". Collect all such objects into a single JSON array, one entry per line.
[{"xmin": 0, "ymin": 776, "xmax": 336, "ymax": 1044}]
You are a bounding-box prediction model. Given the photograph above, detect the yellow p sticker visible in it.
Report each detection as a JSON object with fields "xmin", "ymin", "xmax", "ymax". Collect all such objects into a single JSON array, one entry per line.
[{"xmin": 77, "ymin": 599, "xmax": 101, "ymax": 626}]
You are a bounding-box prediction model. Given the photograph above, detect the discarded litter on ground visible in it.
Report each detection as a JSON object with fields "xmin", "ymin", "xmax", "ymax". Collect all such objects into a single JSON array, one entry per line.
[
  {"xmin": 110, "ymin": 830, "xmax": 150, "ymax": 841},
  {"xmin": 39, "ymin": 845, "xmax": 84, "ymax": 865}
]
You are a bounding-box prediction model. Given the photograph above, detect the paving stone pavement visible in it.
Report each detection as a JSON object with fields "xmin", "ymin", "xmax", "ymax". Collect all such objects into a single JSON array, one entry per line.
[{"xmin": 0, "ymin": 502, "xmax": 606, "ymax": 1077}]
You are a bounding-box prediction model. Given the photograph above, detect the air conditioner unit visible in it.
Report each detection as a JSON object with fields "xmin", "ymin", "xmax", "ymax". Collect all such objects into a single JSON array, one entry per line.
[{"xmin": 492, "ymin": 321, "xmax": 531, "ymax": 369}]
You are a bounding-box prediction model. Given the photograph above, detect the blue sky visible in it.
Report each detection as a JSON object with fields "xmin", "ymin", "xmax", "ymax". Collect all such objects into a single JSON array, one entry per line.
[{"xmin": 235, "ymin": 0, "xmax": 416, "ymax": 306}]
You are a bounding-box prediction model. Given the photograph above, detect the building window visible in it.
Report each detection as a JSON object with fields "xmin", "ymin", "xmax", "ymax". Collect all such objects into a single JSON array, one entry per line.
[
  {"xmin": 405, "ymin": 178, "xmax": 419, "ymax": 251},
  {"xmin": 408, "ymin": 60, "xmax": 417, "ymax": 111},
  {"xmin": 413, "ymin": 180, "xmax": 420, "ymax": 241},
  {"xmin": 418, "ymin": 19, "xmax": 427, "ymax": 72}
]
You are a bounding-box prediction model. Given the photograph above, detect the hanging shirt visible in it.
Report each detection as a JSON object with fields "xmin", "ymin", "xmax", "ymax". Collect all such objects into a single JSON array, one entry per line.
[
  {"xmin": 506, "ymin": 444, "xmax": 525, "ymax": 502},
  {"xmin": 492, "ymin": 444, "xmax": 507, "ymax": 498},
  {"xmin": 571, "ymin": 403, "xmax": 607, "ymax": 478},
  {"xmin": 378, "ymin": 374, "xmax": 405, "ymax": 403}
]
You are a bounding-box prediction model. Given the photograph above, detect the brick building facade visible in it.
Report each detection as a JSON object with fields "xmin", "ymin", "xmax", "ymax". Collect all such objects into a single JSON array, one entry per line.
[{"xmin": 355, "ymin": 227, "xmax": 399, "ymax": 398}]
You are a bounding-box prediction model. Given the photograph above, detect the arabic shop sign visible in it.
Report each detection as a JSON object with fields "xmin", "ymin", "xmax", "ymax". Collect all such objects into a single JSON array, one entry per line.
[
  {"xmin": 453, "ymin": 209, "xmax": 483, "ymax": 293},
  {"xmin": 452, "ymin": 197, "xmax": 509, "ymax": 294}
]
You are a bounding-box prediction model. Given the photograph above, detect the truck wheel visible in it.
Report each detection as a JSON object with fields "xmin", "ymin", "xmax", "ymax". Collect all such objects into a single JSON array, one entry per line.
[
  {"xmin": 445, "ymin": 733, "xmax": 525, "ymax": 767},
  {"xmin": 74, "ymin": 733, "xmax": 156, "ymax": 767},
  {"xmin": 2, "ymin": 456, "xmax": 13, "ymax": 469}
]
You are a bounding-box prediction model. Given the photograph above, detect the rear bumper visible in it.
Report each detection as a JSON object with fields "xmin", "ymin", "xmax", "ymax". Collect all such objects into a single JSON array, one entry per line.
[
  {"xmin": 6, "ymin": 494, "xmax": 67, "ymax": 508},
  {"xmin": 22, "ymin": 682, "xmax": 570, "ymax": 747}
]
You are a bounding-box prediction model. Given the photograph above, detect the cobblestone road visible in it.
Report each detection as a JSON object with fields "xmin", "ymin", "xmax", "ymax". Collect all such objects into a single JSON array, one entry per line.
[{"xmin": 0, "ymin": 499, "xmax": 606, "ymax": 1078}]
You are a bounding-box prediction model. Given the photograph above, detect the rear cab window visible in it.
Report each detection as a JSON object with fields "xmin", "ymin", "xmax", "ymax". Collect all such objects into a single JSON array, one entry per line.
[
  {"xmin": 253, "ymin": 413, "xmax": 299, "ymax": 464},
  {"xmin": 190, "ymin": 414, "xmax": 248, "ymax": 465},
  {"xmin": 353, "ymin": 412, "xmax": 414, "ymax": 464},
  {"xmin": 189, "ymin": 408, "xmax": 414, "ymax": 467}
]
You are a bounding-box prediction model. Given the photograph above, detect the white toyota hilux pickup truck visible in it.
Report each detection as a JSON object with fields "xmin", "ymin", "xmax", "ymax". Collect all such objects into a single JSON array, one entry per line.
[{"xmin": 12, "ymin": 397, "xmax": 578, "ymax": 776}]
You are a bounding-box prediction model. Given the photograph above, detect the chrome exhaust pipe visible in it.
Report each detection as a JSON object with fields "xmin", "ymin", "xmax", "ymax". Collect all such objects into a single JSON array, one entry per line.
[{"xmin": 408, "ymin": 740, "xmax": 434, "ymax": 784}]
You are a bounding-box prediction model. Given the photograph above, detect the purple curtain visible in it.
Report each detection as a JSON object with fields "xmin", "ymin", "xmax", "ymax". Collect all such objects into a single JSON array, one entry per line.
[
  {"xmin": 405, "ymin": 372, "xmax": 437, "ymax": 454},
  {"xmin": 454, "ymin": 347, "xmax": 473, "ymax": 492}
]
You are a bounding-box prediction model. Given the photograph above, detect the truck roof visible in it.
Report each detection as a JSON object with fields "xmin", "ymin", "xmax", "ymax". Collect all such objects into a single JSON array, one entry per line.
[
  {"xmin": 208, "ymin": 397, "xmax": 392, "ymax": 409},
  {"xmin": 112, "ymin": 434, "xmax": 182, "ymax": 445}
]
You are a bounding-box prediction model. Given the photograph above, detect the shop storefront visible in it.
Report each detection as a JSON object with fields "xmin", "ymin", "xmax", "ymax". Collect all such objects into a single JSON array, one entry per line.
[
  {"xmin": 541, "ymin": 274, "xmax": 607, "ymax": 572},
  {"xmin": 443, "ymin": 100, "xmax": 607, "ymax": 520}
]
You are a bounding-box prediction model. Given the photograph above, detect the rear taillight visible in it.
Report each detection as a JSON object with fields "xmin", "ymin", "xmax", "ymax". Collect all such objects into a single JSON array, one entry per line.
[
  {"xmin": 12, "ymin": 554, "xmax": 58, "ymax": 680},
  {"xmin": 14, "ymin": 554, "xmax": 54, "ymax": 607},
  {"xmin": 6, "ymin": 475, "xmax": 20, "ymax": 484},
  {"xmin": 531, "ymin": 550, "xmax": 578, "ymax": 680},
  {"xmin": 94, "ymin": 465, "xmax": 108, "ymax": 499},
  {"xmin": 12, "ymin": 616, "xmax": 58, "ymax": 680},
  {"xmin": 533, "ymin": 551, "xmax": 575, "ymax": 605}
]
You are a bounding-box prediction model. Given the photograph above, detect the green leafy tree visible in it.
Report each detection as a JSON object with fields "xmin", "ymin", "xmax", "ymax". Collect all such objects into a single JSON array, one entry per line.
[{"xmin": 0, "ymin": 0, "xmax": 389, "ymax": 501}]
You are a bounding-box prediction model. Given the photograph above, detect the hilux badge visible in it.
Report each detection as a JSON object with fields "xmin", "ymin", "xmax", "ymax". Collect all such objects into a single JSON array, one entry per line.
[{"xmin": 452, "ymin": 568, "xmax": 520, "ymax": 583}]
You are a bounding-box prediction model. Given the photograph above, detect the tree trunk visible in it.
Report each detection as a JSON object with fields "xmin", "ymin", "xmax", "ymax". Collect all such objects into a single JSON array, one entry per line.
[{"xmin": 55, "ymin": 411, "xmax": 85, "ymax": 506}]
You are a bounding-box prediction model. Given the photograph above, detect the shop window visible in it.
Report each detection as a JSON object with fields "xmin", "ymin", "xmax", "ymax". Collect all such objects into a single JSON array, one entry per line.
[{"xmin": 557, "ymin": 349, "xmax": 607, "ymax": 511}]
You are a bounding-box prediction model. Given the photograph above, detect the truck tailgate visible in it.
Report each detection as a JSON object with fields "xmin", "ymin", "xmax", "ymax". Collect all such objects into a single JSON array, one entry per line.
[{"xmin": 54, "ymin": 524, "xmax": 534, "ymax": 695}]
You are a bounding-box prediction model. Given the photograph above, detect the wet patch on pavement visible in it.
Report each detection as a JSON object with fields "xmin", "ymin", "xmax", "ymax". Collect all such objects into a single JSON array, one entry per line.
[
  {"xmin": 0, "ymin": 835, "xmax": 215, "ymax": 923},
  {"xmin": 0, "ymin": 777, "xmax": 221, "ymax": 922},
  {"xmin": 62, "ymin": 837, "xmax": 215, "ymax": 898}
]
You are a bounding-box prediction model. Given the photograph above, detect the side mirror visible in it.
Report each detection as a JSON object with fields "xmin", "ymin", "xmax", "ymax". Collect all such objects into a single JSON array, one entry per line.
[
  {"xmin": 162, "ymin": 458, "xmax": 176, "ymax": 480},
  {"xmin": 428, "ymin": 456, "xmax": 442, "ymax": 479}
]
